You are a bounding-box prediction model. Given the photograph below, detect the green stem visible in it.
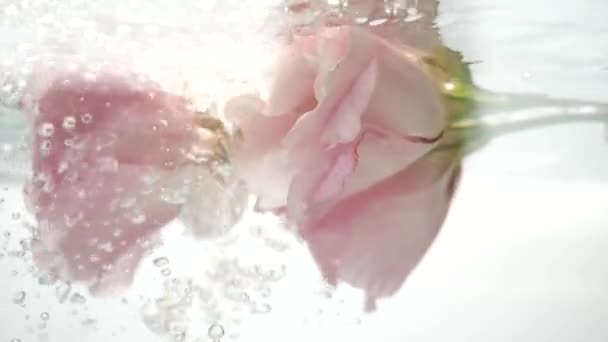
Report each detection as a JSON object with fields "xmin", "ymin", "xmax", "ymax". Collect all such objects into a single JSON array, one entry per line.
[
  {"xmin": 452, "ymin": 91, "xmax": 608, "ymax": 135},
  {"xmin": 439, "ymin": 92, "xmax": 608, "ymax": 153}
]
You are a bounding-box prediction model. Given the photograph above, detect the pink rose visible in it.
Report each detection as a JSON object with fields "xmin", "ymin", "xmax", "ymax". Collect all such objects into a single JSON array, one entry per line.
[
  {"xmin": 227, "ymin": 26, "xmax": 461, "ymax": 310},
  {"xmin": 23, "ymin": 68, "xmax": 220, "ymax": 293}
]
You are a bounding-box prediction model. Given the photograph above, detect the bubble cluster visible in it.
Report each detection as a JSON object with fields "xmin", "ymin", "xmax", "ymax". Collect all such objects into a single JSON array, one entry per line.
[
  {"xmin": 140, "ymin": 212, "xmax": 296, "ymax": 342},
  {"xmin": 283, "ymin": 0, "xmax": 424, "ymax": 30},
  {"xmin": 141, "ymin": 278, "xmax": 217, "ymax": 341}
]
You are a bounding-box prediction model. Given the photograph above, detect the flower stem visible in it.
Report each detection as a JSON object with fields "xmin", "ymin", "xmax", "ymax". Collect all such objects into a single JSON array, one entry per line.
[
  {"xmin": 451, "ymin": 92, "xmax": 608, "ymax": 136},
  {"xmin": 438, "ymin": 92, "xmax": 608, "ymax": 154}
]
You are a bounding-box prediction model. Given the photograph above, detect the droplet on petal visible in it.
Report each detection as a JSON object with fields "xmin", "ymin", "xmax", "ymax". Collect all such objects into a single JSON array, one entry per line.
[
  {"xmin": 37, "ymin": 122, "xmax": 55, "ymax": 137},
  {"xmin": 62, "ymin": 116, "xmax": 76, "ymax": 130}
]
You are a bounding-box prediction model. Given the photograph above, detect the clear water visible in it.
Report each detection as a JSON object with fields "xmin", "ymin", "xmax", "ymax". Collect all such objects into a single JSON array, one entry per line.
[{"xmin": 1, "ymin": 0, "xmax": 607, "ymax": 342}]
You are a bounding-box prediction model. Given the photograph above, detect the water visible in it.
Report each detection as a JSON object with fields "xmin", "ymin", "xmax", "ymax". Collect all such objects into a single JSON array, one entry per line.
[{"xmin": 0, "ymin": 1, "xmax": 607, "ymax": 342}]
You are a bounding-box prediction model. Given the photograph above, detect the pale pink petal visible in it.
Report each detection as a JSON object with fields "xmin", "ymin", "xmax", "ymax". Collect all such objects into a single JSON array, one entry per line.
[
  {"xmin": 287, "ymin": 128, "xmax": 441, "ymax": 223},
  {"xmin": 300, "ymin": 150, "xmax": 461, "ymax": 310},
  {"xmin": 28, "ymin": 165, "xmax": 186, "ymax": 294},
  {"xmin": 339, "ymin": 128, "xmax": 442, "ymax": 200},
  {"xmin": 266, "ymin": 48, "xmax": 317, "ymax": 117},
  {"xmin": 313, "ymin": 26, "xmax": 446, "ymax": 144},
  {"xmin": 284, "ymin": 26, "xmax": 376, "ymax": 151},
  {"xmin": 286, "ymin": 142, "xmax": 359, "ymax": 222},
  {"xmin": 24, "ymin": 69, "xmax": 201, "ymax": 293},
  {"xmin": 362, "ymin": 36, "xmax": 446, "ymax": 139},
  {"xmin": 318, "ymin": 56, "xmax": 377, "ymax": 145},
  {"xmin": 284, "ymin": 26, "xmax": 445, "ymax": 181},
  {"xmin": 224, "ymin": 95, "xmax": 298, "ymax": 209},
  {"xmin": 231, "ymin": 146, "xmax": 295, "ymax": 210},
  {"xmin": 225, "ymin": 94, "xmax": 297, "ymax": 158}
]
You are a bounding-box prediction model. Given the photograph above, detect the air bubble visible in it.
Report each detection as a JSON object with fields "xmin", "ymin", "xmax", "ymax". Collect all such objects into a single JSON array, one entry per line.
[
  {"xmin": 119, "ymin": 196, "xmax": 136, "ymax": 208},
  {"xmin": 19, "ymin": 239, "xmax": 30, "ymax": 251},
  {"xmin": 37, "ymin": 122, "xmax": 55, "ymax": 137},
  {"xmin": 64, "ymin": 212, "xmax": 84, "ymax": 227},
  {"xmin": 81, "ymin": 113, "xmax": 93, "ymax": 124},
  {"xmin": 130, "ymin": 211, "xmax": 146, "ymax": 224},
  {"xmin": 153, "ymin": 257, "xmax": 169, "ymax": 267},
  {"xmin": 62, "ymin": 116, "xmax": 77, "ymax": 130},
  {"xmin": 55, "ymin": 283, "xmax": 72, "ymax": 303},
  {"xmin": 40, "ymin": 140, "xmax": 52, "ymax": 154},
  {"xmin": 70, "ymin": 293, "xmax": 86, "ymax": 304},
  {"xmin": 208, "ymin": 323, "xmax": 225, "ymax": 340},
  {"xmin": 81, "ymin": 318, "xmax": 97, "ymax": 326},
  {"xmin": 161, "ymin": 268, "xmax": 172, "ymax": 277},
  {"xmin": 89, "ymin": 254, "xmax": 100, "ymax": 263},
  {"xmin": 57, "ymin": 161, "xmax": 69, "ymax": 174},
  {"xmin": 38, "ymin": 272, "xmax": 58, "ymax": 285},
  {"xmin": 98, "ymin": 241, "xmax": 114, "ymax": 253},
  {"xmin": 64, "ymin": 138, "xmax": 75, "ymax": 147},
  {"xmin": 174, "ymin": 331, "xmax": 186, "ymax": 342},
  {"xmin": 13, "ymin": 291, "xmax": 26, "ymax": 304},
  {"xmin": 40, "ymin": 312, "xmax": 50, "ymax": 320}
]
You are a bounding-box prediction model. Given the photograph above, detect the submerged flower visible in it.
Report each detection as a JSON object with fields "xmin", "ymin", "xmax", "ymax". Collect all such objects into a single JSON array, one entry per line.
[
  {"xmin": 22, "ymin": 67, "xmax": 240, "ymax": 293},
  {"xmin": 227, "ymin": 25, "xmax": 465, "ymax": 309}
]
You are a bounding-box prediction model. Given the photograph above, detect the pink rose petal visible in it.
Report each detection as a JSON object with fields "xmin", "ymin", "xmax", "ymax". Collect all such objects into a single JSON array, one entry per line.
[
  {"xmin": 224, "ymin": 94, "xmax": 299, "ymax": 209},
  {"xmin": 228, "ymin": 24, "xmax": 458, "ymax": 311},
  {"xmin": 24, "ymin": 68, "xmax": 202, "ymax": 293},
  {"xmin": 266, "ymin": 48, "xmax": 317, "ymax": 117},
  {"xmin": 283, "ymin": 26, "xmax": 447, "ymax": 221},
  {"xmin": 301, "ymin": 150, "xmax": 461, "ymax": 310}
]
